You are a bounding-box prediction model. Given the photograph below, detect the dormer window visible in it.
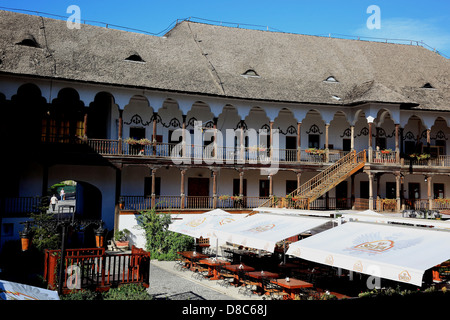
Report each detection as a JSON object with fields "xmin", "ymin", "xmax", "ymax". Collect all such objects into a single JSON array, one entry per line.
[
  {"xmin": 16, "ymin": 36, "xmax": 40, "ymax": 48},
  {"xmin": 124, "ymin": 54, "xmax": 145, "ymax": 63},
  {"xmin": 241, "ymin": 69, "xmax": 260, "ymax": 78},
  {"xmin": 421, "ymin": 82, "xmax": 434, "ymax": 89},
  {"xmin": 324, "ymin": 76, "xmax": 338, "ymax": 83}
]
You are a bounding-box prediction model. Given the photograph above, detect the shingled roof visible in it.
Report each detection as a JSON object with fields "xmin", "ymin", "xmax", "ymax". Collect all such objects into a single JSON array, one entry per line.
[{"xmin": 0, "ymin": 10, "xmax": 449, "ymax": 111}]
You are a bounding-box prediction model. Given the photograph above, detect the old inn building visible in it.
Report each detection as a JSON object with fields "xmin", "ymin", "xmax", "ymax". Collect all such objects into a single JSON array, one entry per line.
[{"xmin": 0, "ymin": 10, "xmax": 449, "ymax": 247}]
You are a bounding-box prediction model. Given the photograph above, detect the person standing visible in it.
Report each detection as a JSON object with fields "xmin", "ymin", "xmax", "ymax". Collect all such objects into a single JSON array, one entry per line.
[
  {"xmin": 60, "ymin": 188, "xmax": 65, "ymax": 201},
  {"xmin": 50, "ymin": 194, "xmax": 58, "ymax": 211}
]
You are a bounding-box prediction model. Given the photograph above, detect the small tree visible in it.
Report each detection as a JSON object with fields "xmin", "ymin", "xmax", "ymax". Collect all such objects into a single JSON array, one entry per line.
[
  {"xmin": 29, "ymin": 195, "xmax": 61, "ymax": 251},
  {"xmin": 137, "ymin": 208, "xmax": 193, "ymax": 260}
]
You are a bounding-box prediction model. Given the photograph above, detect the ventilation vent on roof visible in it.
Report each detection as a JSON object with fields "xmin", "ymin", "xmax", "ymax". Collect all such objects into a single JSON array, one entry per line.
[
  {"xmin": 421, "ymin": 83, "xmax": 434, "ymax": 89},
  {"xmin": 124, "ymin": 54, "xmax": 145, "ymax": 63},
  {"xmin": 241, "ymin": 69, "xmax": 260, "ymax": 78},
  {"xmin": 324, "ymin": 76, "xmax": 338, "ymax": 83},
  {"xmin": 16, "ymin": 37, "xmax": 40, "ymax": 48}
]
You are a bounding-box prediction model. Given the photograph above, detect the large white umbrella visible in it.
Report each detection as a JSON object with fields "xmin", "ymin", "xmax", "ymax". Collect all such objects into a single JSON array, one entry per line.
[{"xmin": 169, "ymin": 209, "xmax": 238, "ymax": 239}]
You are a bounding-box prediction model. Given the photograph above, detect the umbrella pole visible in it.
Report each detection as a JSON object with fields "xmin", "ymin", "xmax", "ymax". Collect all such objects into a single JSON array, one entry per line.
[{"xmin": 283, "ymin": 239, "xmax": 286, "ymax": 264}]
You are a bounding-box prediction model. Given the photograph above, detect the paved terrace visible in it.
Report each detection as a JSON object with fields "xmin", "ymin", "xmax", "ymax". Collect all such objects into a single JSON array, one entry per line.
[{"xmin": 147, "ymin": 259, "xmax": 264, "ymax": 300}]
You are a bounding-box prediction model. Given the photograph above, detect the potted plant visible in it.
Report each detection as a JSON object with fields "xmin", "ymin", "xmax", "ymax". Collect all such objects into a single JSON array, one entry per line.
[
  {"xmin": 305, "ymin": 148, "xmax": 325, "ymax": 155},
  {"xmin": 114, "ymin": 228, "xmax": 131, "ymax": 249}
]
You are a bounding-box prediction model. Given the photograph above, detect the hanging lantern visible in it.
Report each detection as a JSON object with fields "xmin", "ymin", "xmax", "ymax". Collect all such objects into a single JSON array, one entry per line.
[
  {"xmin": 95, "ymin": 225, "xmax": 106, "ymax": 248},
  {"xmin": 19, "ymin": 221, "xmax": 32, "ymax": 251}
]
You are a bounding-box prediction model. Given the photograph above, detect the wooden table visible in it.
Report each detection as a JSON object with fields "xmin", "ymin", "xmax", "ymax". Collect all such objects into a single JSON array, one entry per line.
[
  {"xmin": 199, "ymin": 258, "xmax": 231, "ymax": 280},
  {"xmin": 224, "ymin": 264, "xmax": 255, "ymax": 286},
  {"xmin": 177, "ymin": 251, "xmax": 209, "ymax": 270},
  {"xmin": 247, "ymin": 271, "xmax": 280, "ymax": 294},
  {"xmin": 272, "ymin": 278, "xmax": 313, "ymax": 299}
]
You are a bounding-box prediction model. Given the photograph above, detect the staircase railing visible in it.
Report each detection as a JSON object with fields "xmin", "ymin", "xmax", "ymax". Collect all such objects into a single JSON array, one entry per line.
[
  {"xmin": 295, "ymin": 150, "xmax": 366, "ymax": 201},
  {"xmin": 259, "ymin": 150, "xmax": 366, "ymax": 208}
]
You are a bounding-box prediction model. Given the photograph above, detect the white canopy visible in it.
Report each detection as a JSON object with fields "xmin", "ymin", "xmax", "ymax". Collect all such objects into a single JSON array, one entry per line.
[
  {"xmin": 0, "ymin": 279, "xmax": 60, "ymax": 300},
  {"xmin": 212, "ymin": 213, "xmax": 330, "ymax": 253},
  {"xmin": 168, "ymin": 209, "xmax": 239, "ymax": 239},
  {"xmin": 286, "ymin": 221, "xmax": 450, "ymax": 286},
  {"xmin": 342, "ymin": 211, "xmax": 450, "ymax": 230}
]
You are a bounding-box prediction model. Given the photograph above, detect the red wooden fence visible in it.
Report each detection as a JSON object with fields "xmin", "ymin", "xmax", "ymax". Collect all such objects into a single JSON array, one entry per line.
[{"xmin": 44, "ymin": 246, "xmax": 150, "ymax": 293}]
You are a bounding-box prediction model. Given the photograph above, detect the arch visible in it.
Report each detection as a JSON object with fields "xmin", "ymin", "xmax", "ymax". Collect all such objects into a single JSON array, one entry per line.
[
  {"xmin": 88, "ymin": 92, "xmax": 120, "ymax": 139},
  {"xmin": 274, "ymin": 108, "xmax": 297, "ymax": 135},
  {"xmin": 10, "ymin": 83, "xmax": 47, "ymax": 143},
  {"xmin": 185, "ymin": 101, "xmax": 214, "ymax": 128}
]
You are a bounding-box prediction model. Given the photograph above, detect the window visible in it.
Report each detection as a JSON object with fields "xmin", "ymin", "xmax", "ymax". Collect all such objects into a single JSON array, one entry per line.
[
  {"xmin": 286, "ymin": 136, "xmax": 297, "ymax": 150},
  {"xmin": 16, "ymin": 37, "xmax": 40, "ymax": 48},
  {"xmin": 404, "ymin": 141, "xmax": 416, "ymax": 155},
  {"xmin": 408, "ymin": 183, "xmax": 420, "ymax": 200},
  {"xmin": 386, "ymin": 182, "xmax": 396, "ymax": 199},
  {"xmin": 434, "ymin": 183, "xmax": 444, "ymax": 199},
  {"xmin": 144, "ymin": 177, "xmax": 161, "ymax": 197},
  {"xmin": 2, "ymin": 223, "xmax": 14, "ymax": 237},
  {"xmin": 125, "ymin": 54, "xmax": 145, "ymax": 62},
  {"xmin": 360, "ymin": 181, "xmax": 369, "ymax": 199},
  {"xmin": 233, "ymin": 179, "xmax": 247, "ymax": 196},
  {"xmin": 342, "ymin": 139, "xmax": 351, "ymax": 152},
  {"xmin": 259, "ymin": 180, "xmax": 270, "ymax": 197},
  {"xmin": 308, "ymin": 134, "xmax": 320, "ymax": 149},
  {"xmin": 241, "ymin": 69, "xmax": 260, "ymax": 78},
  {"xmin": 324, "ymin": 76, "xmax": 338, "ymax": 83},
  {"xmin": 422, "ymin": 83, "xmax": 434, "ymax": 89},
  {"xmin": 286, "ymin": 180, "xmax": 297, "ymax": 194}
]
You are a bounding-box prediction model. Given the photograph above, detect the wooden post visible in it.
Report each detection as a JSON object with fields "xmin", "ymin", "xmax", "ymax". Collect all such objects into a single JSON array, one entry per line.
[
  {"xmin": 368, "ymin": 122, "xmax": 373, "ymax": 161},
  {"xmin": 297, "ymin": 122, "xmax": 301, "ymax": 161},
  {"xmin": 212, "ymin": 169, "xmax": 217, "ymax": 209},
  {"xmin": 325, "ymin": 124, "xmax": 329, "ymax": 162},
  {"xmin": 239, "ymin": 170, "xmax": 244, "ymax": 209},
  {"xmin": 395, "ymin": 172, "xmax": 401, "ymax": 212},
  {"xmin": 351, "ymin": 174, "xmax": 355, "ymax": 209},
  {"xmin": 83, "ymin": 113, "xmax": 88, "ymax": 138},
  {"xmin": 152, "ymin": 112, "xmax": 157, "ymax": 156},
  {"xmin": 350, "ymin": 125, "xmax": 355, "ymax": 151},
  {"xmin": 118, "ymin": 110, "xmax": 123, "ymax": 154},
  {"xmin": 427, "ymin": 175, "xmax": 432, "ymax": 210},
  {"xmin": 296, "ymin": 171, "xmax": 302, "ymax": 194},
  {"xmin": 368, "ymin": 172, "xmax": 374, "ymax": 210},
  {"xmin": 395, "ymin": 124, "xmax": 400, "ymax": 162},
  {"xmin": 180, "ymin": 169, "xmax": 186, "ymax": 209},
  {"xmin": 151, "ymin": 168, "xmax": 156, "ymax": 208},
  {"xmin": 270, "ymin": 121, "xmax": 274, "ymax": 161},
  {"xmin": 182, "ymin": 115, "xmax": 186, "ymax": 157}
]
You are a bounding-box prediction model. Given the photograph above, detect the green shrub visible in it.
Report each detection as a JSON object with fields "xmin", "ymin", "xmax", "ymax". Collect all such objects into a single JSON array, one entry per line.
[
  {"xmin": 137, "ymin": 208, "xmax": 193, "ymax": 260},
  {"xmin": 61, "ymin": 289, "xmax": 102, "ymax": 300},
  {"xmin": 61, "ymin": 284, "xmax": 152, "ymax": 300},
  {"xmin": 102, "ymin": 284, "xmax": 152, "ymax": 300}
]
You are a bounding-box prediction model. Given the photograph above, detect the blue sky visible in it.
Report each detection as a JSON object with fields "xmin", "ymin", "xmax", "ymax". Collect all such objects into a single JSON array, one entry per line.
[{"xmin": 2, "ymin": 0, "xmax": 450, "ymax": 57}]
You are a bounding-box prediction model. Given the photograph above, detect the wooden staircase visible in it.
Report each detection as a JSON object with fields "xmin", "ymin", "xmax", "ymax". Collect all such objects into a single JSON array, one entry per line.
[{"xmin": 263, "ymin": 150, "xmax": 366, "ymax": 209}]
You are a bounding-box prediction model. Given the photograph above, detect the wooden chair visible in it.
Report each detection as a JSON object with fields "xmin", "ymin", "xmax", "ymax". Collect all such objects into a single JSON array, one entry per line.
[
  {"xmin": 262, "ymin": 278, "xmax": 288, "ymax": 300},
  {"xmin": 191, "ymin": 263, "xmax": 209, "ymax": 281},
  {"xmin": 216, "ymin": 265, "xmax": 235, "ymax": 287},
  {"xmin": 237, "ymin": 271, "xmax": 259, "ymax": 297}
]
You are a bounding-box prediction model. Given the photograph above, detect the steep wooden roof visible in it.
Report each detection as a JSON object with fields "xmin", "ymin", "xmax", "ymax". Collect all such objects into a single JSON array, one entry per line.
[{"xmin": 0, "ymin": 10, "xmax": 449, "ymax": 110}]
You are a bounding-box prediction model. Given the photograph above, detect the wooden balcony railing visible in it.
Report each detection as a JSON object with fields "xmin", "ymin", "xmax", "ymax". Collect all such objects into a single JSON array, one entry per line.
[
  {"xmin": 2, "ymin": 197, "xmax": 42, "ymax": 215},
  {"xmin": 44, "ymin": 246, "xmax": 150, "ymax": 293}
]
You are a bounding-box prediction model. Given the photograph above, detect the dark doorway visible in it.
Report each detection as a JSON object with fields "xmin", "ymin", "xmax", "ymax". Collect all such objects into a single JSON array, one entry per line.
[
  {"xmin": 336, "ymin": 181, "xmax": 348, "ymax": 208},
  {"xmin": 188, "ymin": 178, "xmax": 209, "ymax": 208},
  {"xmin": 129, "ymin": 127, "xmax": 145, "ymax": 154},
  {"xmin": 360, "ymin": 181, "xmax": 369, "ymax": 199},
  {"xmin": 259, "ymin": 180, "xmax": 270, "ymax": 197}
]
